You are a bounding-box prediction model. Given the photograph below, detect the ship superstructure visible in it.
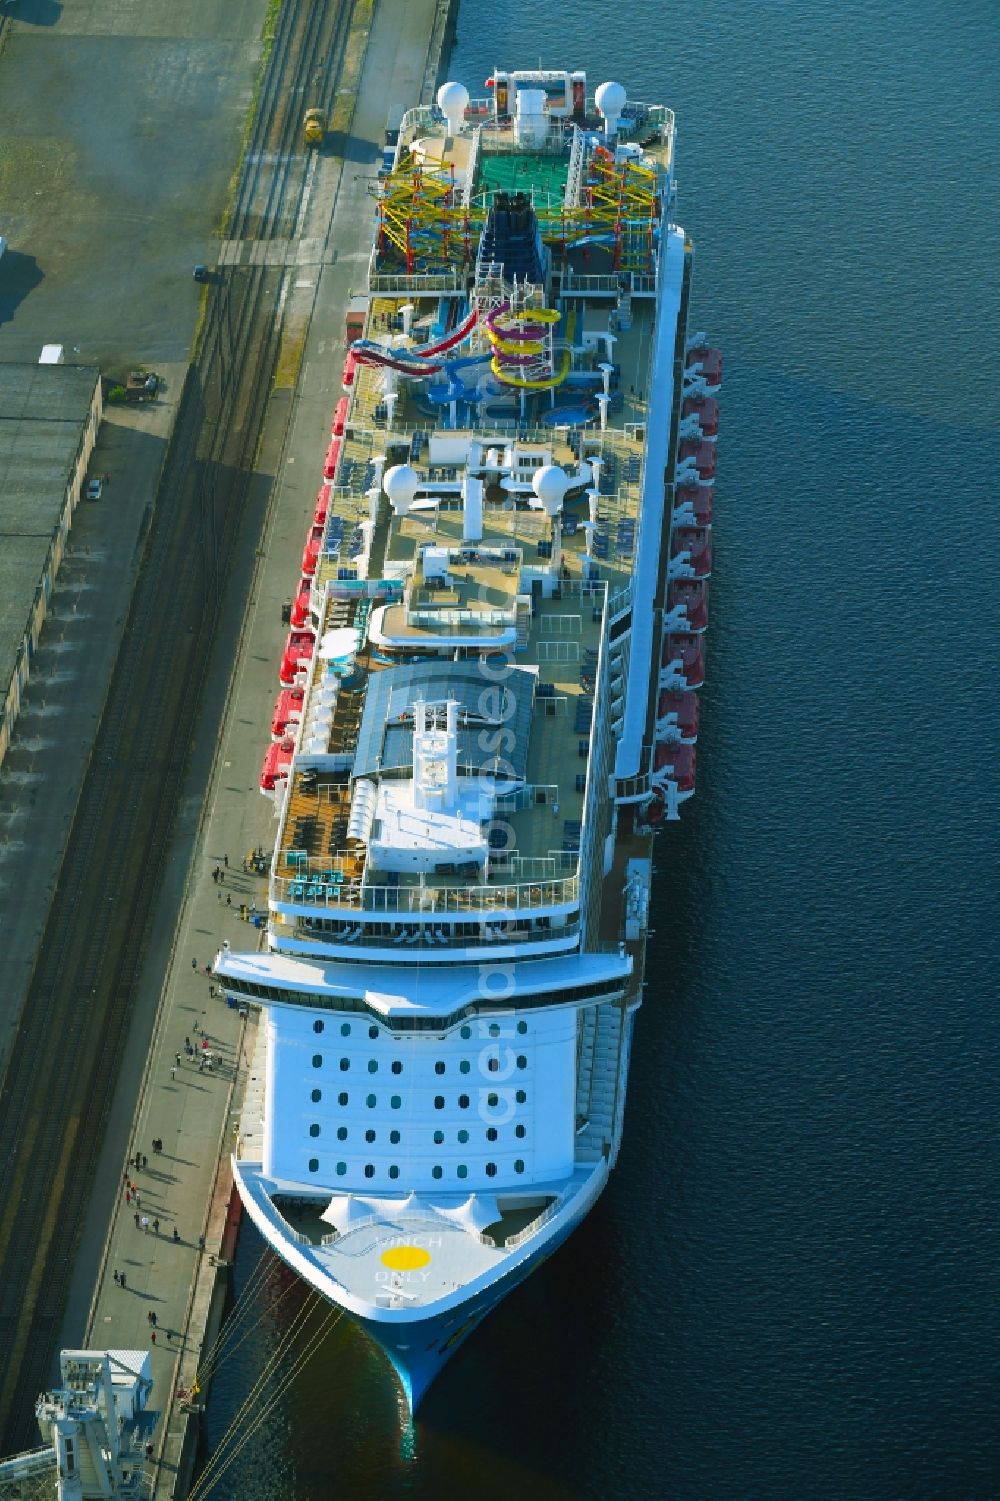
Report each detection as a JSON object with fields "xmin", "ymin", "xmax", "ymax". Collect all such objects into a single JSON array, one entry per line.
[{"xmin": 215, "ymin": 66, "xmax": 719, "ymax": 1413}]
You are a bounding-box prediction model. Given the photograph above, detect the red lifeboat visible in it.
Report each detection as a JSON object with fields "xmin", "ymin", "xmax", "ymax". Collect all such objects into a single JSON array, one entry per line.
[
  {"xmin": 682, "ymin": 393, "xmax": 719, "ymax": 435},
  {"xmin": 342, "ymin": 352, "xmax": 357, "ymax": 388},
  {"xmin": 668, "ymin": 578, "xmax": 709, "ymax": 632},
  {"xmin": 662, "ymin": 632, "xmax": 706, "ymax": 690},
  {"xmin": 314, "ymin": 482, "xmax": 332, "ymax": 525},
  {"xmin": 260, "ymin": 738, "xmax": 294, "ymax": 793},
  {"xmin": 685, "ymin": 344, "xmax": 723, "ymax": 384},
  {"xmin": 272, "ymin": 686, "xmax": 305, "ymax": 738},
  {"xmin": 653, "ymin": 741, "xmax": 696, "ymax": 793},
  {"xmin": 289, "ymin": 576, "xmax": 313, "ymax": 628},
  {"xmin": 679, "ymin": 439, "xmax": 716, "ymax": 479},
  {"xmin": 323, "ymin": 438, "xmax": 342, "ymax": 481},
  {"xmin": 302, "ymin": 524, "xmax": 325, "ymax": 577},
  {"xmin": 657, "ymin": 690, "xmax": 699, "ymax": 742},
  {"xmin": 671, "ymin": 526, "xmax": 713, "ymax": 579},
  {"xmin": 332, "ymin": 397, "xmax": 349, "ymax": 437},
  {"xmin": 280, "ymin": 629, "xmax": 315, "ymax": 686},
  {"xmin": 674, "ymin": 482, "xmax": 713, "ymax": 526}
]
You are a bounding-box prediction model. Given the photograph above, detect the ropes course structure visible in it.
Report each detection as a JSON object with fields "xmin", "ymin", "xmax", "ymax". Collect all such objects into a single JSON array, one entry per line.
[{"xmin": 373, "ymin": 137, "xmax": 660, "ymax": 277}]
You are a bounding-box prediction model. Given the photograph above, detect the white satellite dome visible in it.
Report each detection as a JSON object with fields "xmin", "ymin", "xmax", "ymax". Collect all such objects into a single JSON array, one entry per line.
[
  {"xmin": 383, "ymin": 463, "xmax": 421, "ymax": 515},
  {"xmin": 532, "ymin": 464, "xmax": 570, "ymax": 517},
  {"xmin": 595, "ymin": 80, "xmax": 627, "ymax": 137},
  {"xmin": 436, "ymin": 81, "xmax": 469, "ymax": 135}
]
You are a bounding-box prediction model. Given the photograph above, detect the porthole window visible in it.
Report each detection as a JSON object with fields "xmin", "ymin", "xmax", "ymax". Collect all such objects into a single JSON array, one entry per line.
[
  {"xmin": 368, "ymin": 1060, "xmax": 378, "ymax": 1074},
  {"xmin": 514, "ymin": 1159, "xmax": 525, "ymax": 1174},
  {"xmin": 433, "ymin": 1129, "xmax": 444, "ymax": 1144},
  {"xmin": 339, "ymin": 1058, "xmax": 350, "ymax": 1072},
  {"xmin": 364, "ymin": 1164, "xmax": 375, "ymax": 1179},
  {"xmin": 309, "ymin": 1124, "xmax": 321, "ymax": 1138},
  {"xmin": 516, "ymin": 1089, "xmax": 526, "ymax": 1104},
  {"xmin": 340, "ymin": 1023, "xmax": 351, "ymax": 1037},
  {"xmin": 435, "ymin": 1061, "xmax": 446, "ymax": 1075},
  {"xmin": 486, "ymin": 1127, "xmax": 498, "ymax": 1142},
  {"xmin": 390, "ymin": 1129, "xmax": 401, "ymax": 1144},
  {"xmin": 369, "ymin": 1026, "xmax": 379, "ymax": 1040},
  {"xmin": 389, "ymin": 1165, "xmax": 400, "ymax": 1180},
  {"xmin": 313, "ymin": 1019, "xmax": 324, "ymax": 1034},
  {"xmin": 460, "ymin": 1025, "xmax": 472, "ymax": 1039},
  {"xmin": 308, "ymin": 1158, "xmax": 319, "ymax": 1173},
  {"xmin": 434, "ymin": 1095, "xmax": 445, "ymax": 1110},
  {"xmin": 391, "ymin": 1061, "xmax": 403, "ymax": 1075},
  {"xmin": 366, "ymin": 1093, "xmax": 377, "ymax": 1108},
  {"xmin": 485, "ymin": 1162, "xmax": 497, "ymax": 1178},
  {"xmin": 489, "ymin": 1023, "xmax": 500, "ymax": 1038},
  {"xmin": 312, "ymin": 1054, "xmax": 323, "ymax": 1069},
  {"xmin": 515, "ymin": 1124, "xmax": 526, "ymax": 1139},
  {"xmin": 517, "ymin": 1055, "xmax": 527, "ymax": 1069},
  {"xmin": 458, "ymin": 1094, "xmax": 470, "ymax": 1109},
  {"xmin": 457, "ymin": 1129, "xmax": 469, "ymax": 1144},
  {"xmin": 517, "ymin": 1020, "xmax": 528, "ymax": 1035},
  {"xmin": 487, "ymin": 1056, "xmax": 499, "ymax": 1073},
  {"xmin": 390, "ymin": 1095, "xmax": 402, "ymax": 1109},
  {"xmin": 336, "ymin": 1162, "xmax": 347, "ymax": 1176},
  {"xmin": 487, "ymin": 1092, "xmax": 499, "ymax": 1107},
  {"xmin": 338, "ymin": 1091, "xmax": 349, "ymax": 1106},
  {"xmin": 457, "ymin": 1164, "xmax": 468, "ymax": 1179},
  {"xmin": 311, "ymin": 1088, "xmax": 322, "ymax": 1103},
  {"xmin": 459, "ymin": 1059, "xmax": 471, "ymax": 1074},
  {"xmin": 365, "ymin": 1129, "xmax": 376, "ymax": 1144},
  {"xmin": 337, "ymin": 1127, "xmax": 348, "ymax": 1141},
  {"xmin": 432, "ymin": 1165, "xmax": 443, "ymax": 1180}
]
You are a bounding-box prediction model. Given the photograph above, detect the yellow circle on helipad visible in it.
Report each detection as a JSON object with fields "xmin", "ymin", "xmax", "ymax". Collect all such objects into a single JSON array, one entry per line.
[{"xmin": 381, "ymin": 1245, "xmax": 431, "ymax": 1271}]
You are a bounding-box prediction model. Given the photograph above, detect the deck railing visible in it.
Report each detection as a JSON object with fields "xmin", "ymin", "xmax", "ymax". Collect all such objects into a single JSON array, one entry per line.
[{"xmin": 271, "ymin": 871, "xmax": 580, "ymax": 914}]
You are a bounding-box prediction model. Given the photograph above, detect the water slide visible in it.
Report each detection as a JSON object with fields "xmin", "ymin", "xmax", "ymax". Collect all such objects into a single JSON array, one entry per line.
[
  {"xmin": 349, "ymin": 306, "xmax": 480, "ymax": 379},
  {"xmin": 485, "ymin": 301, "xmax": 570, "ymax": 391}
]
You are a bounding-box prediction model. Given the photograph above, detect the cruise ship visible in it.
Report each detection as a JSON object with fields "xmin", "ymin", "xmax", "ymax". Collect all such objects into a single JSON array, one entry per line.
[{"xmin": 214, "ymin": 65, "xmax": 719, "ymax": 1415}]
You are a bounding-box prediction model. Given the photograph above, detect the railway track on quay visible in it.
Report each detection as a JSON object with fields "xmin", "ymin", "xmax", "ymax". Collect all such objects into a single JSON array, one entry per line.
[{"xmin": 0, "ymin": 0, "xmax": 365, "ymax": 1452}]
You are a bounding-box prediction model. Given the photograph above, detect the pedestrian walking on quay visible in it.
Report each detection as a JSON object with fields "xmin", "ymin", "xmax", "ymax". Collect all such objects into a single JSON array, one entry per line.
[
  {"xmin": 153, "ymin": 1218, "xmax": 160, "ymax": 1235},
  {"xmin": 146, "ymin": 1310, "xmax": 153, "ymax": 1325},
  {"xmin": 185, "ymin": 1035, "xmax": 191, "ymax": 1051},
  {"xmin": 224, "ymin": 854, "xmax": 229, "ymax": 869},
  {"xmin": 120, "ymin": 1271, "xmax": 126, "ymax": 1290},
  {"xmin": 175, "ymin": 1052, "xmax": 181, "ymax": 1068},
  {"xmin": 134, "ymin": 1191, "xmax": 141, "ymax": 1208},
  {"xmin": 150, "ymin": 1310, "xmax": 157, "ymax": 1327},
  {"xmin": 141, "ymin": 1215, "xmax": 150, "ymax": 1234},
  {"xmin": 134, "ymin": 1211, "xmax": 140, "ymax": 1229},
  {"xmin": 170, "ymin": 1065, "xmax": 176, "ymax": 1081},
  {"xmin": 141, "ymin": 1154, "xmax": 148, "ymax": 1169},
  {"xmin": 113, "ymin": 1270, "xmax": 120, "ymax": 1287},
  {"xmin": 198, "ymin": 1235, "xmax": 206, "ymax": 1252},
  {"xmin": 173, "ymin": 1227, "xmax": 181, "ymax": 1243},
  {"xmin": 191, "ymin": 958, "xmax": 197, "ymax": 970},
  {"xmin": 150, "ymin": 1330, "xmax": 156, "ymax": 1345},
  {"xmin": 226, "ymin": 893, "xmax": 232, "ymax": 907}
]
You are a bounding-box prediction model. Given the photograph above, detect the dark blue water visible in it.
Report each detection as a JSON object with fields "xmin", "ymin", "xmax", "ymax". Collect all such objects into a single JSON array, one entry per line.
[{"xmin": 201, "ymin": 3, "xmax": 1000, "ymax": 1496}]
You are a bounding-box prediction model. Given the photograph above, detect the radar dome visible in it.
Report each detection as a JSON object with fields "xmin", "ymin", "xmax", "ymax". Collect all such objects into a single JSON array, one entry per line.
[
  {"xmin": 383, "ymin": 463, "xmax": 420, "ymax": 516},
  {"xmin": 595, "ymin": 80, "xmax": 627, "ymax": 136},
  {"xmin": 532, "ymin": 464, "xmax": 570, "ymax": 516},
  {"xmin": 436, "ymin": 81, "xmax": 470, "ymax": 135}
]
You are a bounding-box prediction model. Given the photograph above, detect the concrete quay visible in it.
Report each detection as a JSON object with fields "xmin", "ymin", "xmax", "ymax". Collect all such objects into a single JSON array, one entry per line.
[{"xmin": 62, "ymin": 2, "xmax": 457, "ymax": 1495}]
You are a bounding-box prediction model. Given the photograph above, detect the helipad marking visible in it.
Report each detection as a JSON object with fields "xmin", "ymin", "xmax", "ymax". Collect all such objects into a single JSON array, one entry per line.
[{"xmin": 380, "ymin": 1245, "xmax": 431, "ymax": 1271}]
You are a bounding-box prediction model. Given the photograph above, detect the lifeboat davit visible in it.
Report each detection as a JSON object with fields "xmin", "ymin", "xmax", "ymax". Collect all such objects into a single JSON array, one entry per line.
[
  {"xmin": 668, "ymin": 578, "xmax": 709, "ymax": 632},
  {"xmin": 674, "ymin": 482, "xmax": 713, "ymax": 525},
  {"xmin": 662, "ymin": 632, "xmax": 706, "ymax": 690},
  {"xmin": 671, "ymin": 526, "xmax": 713, "ymax": 579},
  {"xmin": 272, "ymin": 686, "xmax": 305, "ymax": 738},
  {"xmin": 653, "ymin": 741, "xmax": 696, "ymax": 794},
  {"xmin": 314, "ymin": 482, "xmax": 332, "ymax": 525},
  {"xmin": 323, "ymin": 438, "xmax": 342, "ymax": 481},
  {"xmin": 280, "ymin": 629, "xmax": 315, "ymax": 686},
  {"xmin": 679, "ymin": 439, "xmax": 716, "ymax": 479},
  {"xmin": 682, "ymin": 393, "xmax": 719, "ymax": 436},
  {"xmin": 289, "ymin": 576, "xmax": 313, "ymax": 629},
  {"xmin": 332, "ymin": 397, "xmax": 349, "ymax": 437},
  {"xmin": 302, "ymin": 523, "xmax": 325, "ymax": 577},
  {"xmin": 657, "ymin": 690, "xmax": 699, "ymax": 743},
  {"xmin": 685, "ymin": 343, "xmax": 723, "ymax": 385},
  {"xmin": 260, "ymin": 738, "xmax": 294, "ymax": 794}
]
